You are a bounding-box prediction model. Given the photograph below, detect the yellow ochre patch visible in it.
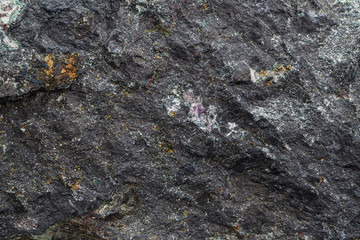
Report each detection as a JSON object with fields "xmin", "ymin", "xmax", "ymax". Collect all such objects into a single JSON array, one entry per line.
[{"xmin": 37, "ymin": 53, "xmax": 80, "ymax": 90}]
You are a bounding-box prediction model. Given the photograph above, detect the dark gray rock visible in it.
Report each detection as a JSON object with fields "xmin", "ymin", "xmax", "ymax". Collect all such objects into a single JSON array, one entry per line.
[{"xmin": 0, "ymin": 0, "xmax": 359, "ymax": 239}]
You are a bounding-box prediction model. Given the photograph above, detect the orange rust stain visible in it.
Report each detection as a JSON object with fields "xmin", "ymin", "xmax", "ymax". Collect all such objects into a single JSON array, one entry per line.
[
  {"xmin": 204, "ymin": 3, "xmax": 209, "ymax": 11},
  {"xmin": 72, "ymin": 179, "xmax": 79, "ymax": 190},
  {"xmin": 169, "ymin": 111, "xmax": 177, "ymax": 117},
  {"xmin": 158, "ymin": 141, "xmax": 175, "ymax": 154},
  {"xmin": 60, "ymin": 55, "xmax": 78, "ymax": 79},
  {"xmin": 38, "ymin": 53, "xmax": 80, "ymax": 90},
  {"xmin": 44, "ymin": 54, "xmax": 54, "ymax": 76},
  {"xmin": 318, "ymin": 176, "xmax": 323, "ymax": 184}
]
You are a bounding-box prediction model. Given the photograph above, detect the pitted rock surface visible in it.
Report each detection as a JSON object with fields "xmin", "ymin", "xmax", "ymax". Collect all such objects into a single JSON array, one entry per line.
[{"xmin": 0, "ymin": 0, "xmax": 360, "ymax": 239}]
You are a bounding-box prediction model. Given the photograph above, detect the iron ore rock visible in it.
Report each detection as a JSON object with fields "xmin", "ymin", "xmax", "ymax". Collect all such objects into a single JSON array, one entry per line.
[{"xmin": 0, "ymin": 0, "xmax": 360, "ymax": 239}]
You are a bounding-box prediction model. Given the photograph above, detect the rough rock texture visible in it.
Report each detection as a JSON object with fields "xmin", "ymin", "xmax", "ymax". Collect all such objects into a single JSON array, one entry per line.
[{"xmin": 0, "ymin": 0, "xmax": 360, "ymax": 239}]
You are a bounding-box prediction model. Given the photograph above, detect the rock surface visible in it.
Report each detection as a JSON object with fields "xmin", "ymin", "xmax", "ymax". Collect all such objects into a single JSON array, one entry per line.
[{"xmin": 0, "ymin": 0, "xmax": 360, "ymax": 239}]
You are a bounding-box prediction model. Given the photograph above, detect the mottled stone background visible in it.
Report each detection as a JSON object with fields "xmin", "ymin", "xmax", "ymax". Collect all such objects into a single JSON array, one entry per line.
[{"xmin": 0, "ymin": 0, "xmax": 360, "ymax": 239}]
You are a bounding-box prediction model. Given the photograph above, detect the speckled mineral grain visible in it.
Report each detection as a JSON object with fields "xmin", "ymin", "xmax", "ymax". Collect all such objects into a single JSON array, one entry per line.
[{"xmin": 0, "ymin": 0, "xmax": 360, "ymax": 239}]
